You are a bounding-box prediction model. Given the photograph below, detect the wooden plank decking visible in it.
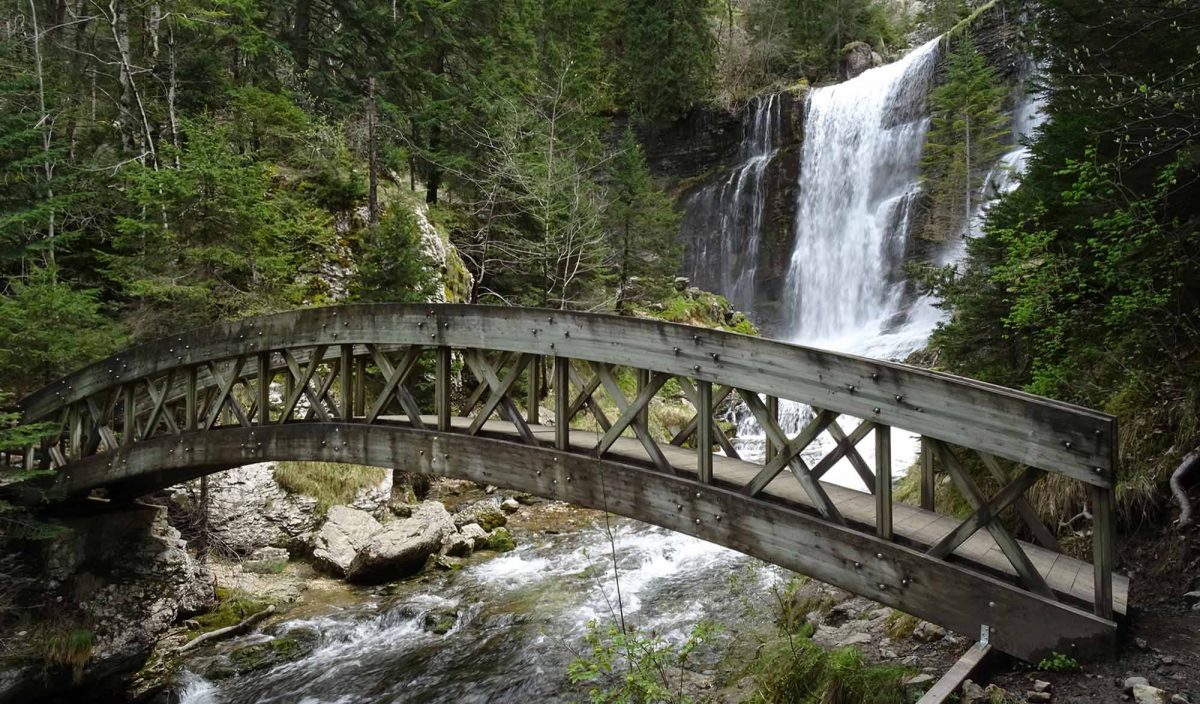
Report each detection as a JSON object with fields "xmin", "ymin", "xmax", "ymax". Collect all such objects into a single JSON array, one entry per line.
[{"xmin": 424, "ymin": 415, "xmax": 1128, "ymax": 616}]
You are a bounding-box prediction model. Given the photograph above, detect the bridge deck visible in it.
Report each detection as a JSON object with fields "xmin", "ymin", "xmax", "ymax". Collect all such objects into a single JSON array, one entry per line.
[{"xmin": 421, "ymin": 415, "xmax": 1128, "ymax": 616}]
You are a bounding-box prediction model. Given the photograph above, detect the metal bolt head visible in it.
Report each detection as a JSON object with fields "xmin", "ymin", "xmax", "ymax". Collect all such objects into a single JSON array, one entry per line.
[{"xmin": 873, "ymin": 407, "xmax": 881, "ymax": 414}]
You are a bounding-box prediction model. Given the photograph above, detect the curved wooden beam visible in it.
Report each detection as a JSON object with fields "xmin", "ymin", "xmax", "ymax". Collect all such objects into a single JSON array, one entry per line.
[
  {"xmin": 20, "ymin": 304, "xmax": 1116, "ymax": 486},
  {"xmin": 57, "ymin": 422, "xmax": 1116, "ymax": 663}
]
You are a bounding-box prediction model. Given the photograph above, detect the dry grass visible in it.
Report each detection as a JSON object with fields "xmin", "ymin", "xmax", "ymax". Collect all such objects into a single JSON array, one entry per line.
[{"xmin": 273, "ymin": 461, "xmax": 388, "ymax": 514}]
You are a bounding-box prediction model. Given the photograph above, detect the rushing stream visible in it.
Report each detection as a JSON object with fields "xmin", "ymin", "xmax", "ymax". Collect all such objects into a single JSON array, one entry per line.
[
  {"xmin": 178, "ymin": 518, "xmax": 785, "ymax": 704},
  {"xmin": 177, "ymin": 40, "xmax": 1046, "ymax": 704}
]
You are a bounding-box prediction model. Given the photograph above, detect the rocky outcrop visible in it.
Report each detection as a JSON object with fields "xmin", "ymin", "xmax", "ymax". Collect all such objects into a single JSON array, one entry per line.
[
  {"xmin": 349, "ymin": 502, "xmax": 456, "ymax": 582},
  {"xmin": 452, "ymin": 499, "xmax": 509, "ymax": 532},
  {"xmin": 1, "ymin": 501, "xmax": 215, "ymax": 701},
  {"xmin": 168, "ymin": 463, "xmax": 321, "ymax": 556}
]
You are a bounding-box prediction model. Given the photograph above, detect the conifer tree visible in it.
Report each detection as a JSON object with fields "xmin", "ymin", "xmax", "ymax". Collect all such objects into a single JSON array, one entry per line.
[
  {"xmin": 920, "ymin": 37, "xmax": 1009, "ymax": 239},
  {"xmin": 606, "ymin": 128, "xmax": 680, "ymax": 311}
]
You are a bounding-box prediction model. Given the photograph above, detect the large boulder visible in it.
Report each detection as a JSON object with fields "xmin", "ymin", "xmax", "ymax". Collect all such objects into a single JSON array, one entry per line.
[
  {"xmin": 311, "ymin": 506, "xmax": 382, "ymax": 577},
  {"xmin": 348, "ymin": 502, "xmax": 456, "ymax": 583},
  {"xmin": 840, "ymin": 41, "xmax": 884, "ymax": 80}
]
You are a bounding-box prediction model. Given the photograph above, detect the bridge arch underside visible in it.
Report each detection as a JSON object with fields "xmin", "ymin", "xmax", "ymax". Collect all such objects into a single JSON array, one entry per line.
[{"xmin": 60, "ymin": 421, "xmax": 1113, "ymax": 663}]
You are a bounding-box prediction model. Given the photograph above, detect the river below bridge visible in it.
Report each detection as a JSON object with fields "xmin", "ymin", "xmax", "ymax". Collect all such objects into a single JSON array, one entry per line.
[{"xmin": 174, "ymin": 508, "xmax": 788, "ymax": 704}]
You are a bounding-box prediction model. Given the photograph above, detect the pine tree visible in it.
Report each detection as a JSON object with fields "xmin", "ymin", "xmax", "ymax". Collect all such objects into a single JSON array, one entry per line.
[
  {"xmin": 606, "ymin": 128, "xmax": 680, "ymax": 311},
  {"xmin": 920, "ymin": 37, "xmax": 1009, "ymax": 240},
  {"xmin": 618, "ymin": 0, "xmax": 718, "ymax": 122}
]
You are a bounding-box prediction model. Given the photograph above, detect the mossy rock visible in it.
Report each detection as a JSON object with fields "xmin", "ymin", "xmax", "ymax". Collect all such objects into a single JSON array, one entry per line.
[
  {"xmin": 422, "ymin": 608, "xmax": 459, "ymax": 635},
  {"xmin": 479, "ymin": 527, "xmax": 516, "ymax": 552},
  {"xmin": 205, "ymin": 627, "xmax": 319, "ymax": 680}
]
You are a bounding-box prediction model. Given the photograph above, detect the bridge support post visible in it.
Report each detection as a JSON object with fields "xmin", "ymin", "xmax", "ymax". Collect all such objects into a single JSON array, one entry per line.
[
  {"xmin": 697, "ymin": 381, "xmax": 713, "ymax": 484},
  {"xmin": 875, "ymin": 424, "xmax": 893, "ymax": 540},
  {"xmin": 1092, "ymin": 485, "xmax": 1114, "ymax": 619},
  {"xmin": 527, "ymin": 356, "xmax": 540, "ymax": 425},
  {"xmin": 635, "ymin": 369, "xmax": 649, "ymax": 435},
  {"xmin": 340, "ymin": 345, "xmax": 353, "ymax": 420},
  {"xmin": 437, "ymin": 346, "xmax": 452, "ymax": 432},
  {"xmin": 185, "ymin": 366, "xmax": 197, "ymax": 432},
  {"xmin": 123, "ymin": 385, "xmax": 135, "ymax": 445},
  {"xmin": 257, "ymin": 353, "xmax": 271, "ymax": 425},
  {"xmin": 554, "ymin": 357, "xmax": 570, "ymax": 450}
]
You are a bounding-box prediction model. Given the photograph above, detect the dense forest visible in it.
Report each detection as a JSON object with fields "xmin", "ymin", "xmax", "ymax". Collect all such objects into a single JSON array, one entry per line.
[
  {"xmin": 0, "ymin": 0, "xmax": 1194, "ymax": 529},
  {"xmin": 1, "ymin": 0, "xmax": 1199, "ymax": 701}
]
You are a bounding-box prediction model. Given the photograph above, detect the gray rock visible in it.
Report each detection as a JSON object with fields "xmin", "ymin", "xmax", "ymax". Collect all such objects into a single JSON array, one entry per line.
[
  {"xmin": 1026, "ymin": 692, "xmax": 1051, "ymax": 703},
  {"xmin": 460, "ymin": 523, "xmax": 488, "ymax": 542},
  {"xmin": 1171, "ymin": 695, "xmax": 1191, "ymax": 704},
  {"xmin": 500, "ymin": 498, "xmax": 520, "ymax": 514},
  {"xmin": 1133, "ymin": 684, "xmax": 1170, "ymax": 704},
  {"xmin": 1126, "ymin": 677, "xmax": 1152, "ymax": 692},
  {"xmin": 904, "ymin": 674, "xmax": 934, "ymax": 687},
  {"xmin": 440, "ymin": 531, "xmax": 474, "ymax": 558},
  {"xmin": 912, "ymin": 621, "xmax": 946, "ymax": 643},
  {"xmin": 348, "ymin": 502, "xmax": 455, "ymax": 582},
  {"xmin": 452, "ymin": 500, "xmax": 508, "ymax": 531},
  {"xmin": 840, "ymin": 41, "xmax": 884, "ymax": 80},
  {"xmin": 312, "ymin": 506, "xmax": 382, "ymax": 577},
  {"xmin": 1033, "ymin": 679, "xmax": 1052, "ymax": 692},
  {"xmin": 249, "ymin": 547, "xmax": 289, "ymax": 562}
]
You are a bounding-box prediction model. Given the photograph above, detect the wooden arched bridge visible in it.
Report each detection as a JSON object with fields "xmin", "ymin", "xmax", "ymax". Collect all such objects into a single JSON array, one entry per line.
[{"xmin": 7, "ymin": 304, "xmax": 1123, "ymax": 662}]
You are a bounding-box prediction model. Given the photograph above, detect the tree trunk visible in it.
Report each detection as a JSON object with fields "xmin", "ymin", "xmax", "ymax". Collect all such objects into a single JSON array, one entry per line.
[
  {"xmin": 367, "ymin": 77, "xmax": 379, "ymax": 229},
  {"xmin": 1172, "ymin": 450, "xmax": 1200, "ymax": 529}
]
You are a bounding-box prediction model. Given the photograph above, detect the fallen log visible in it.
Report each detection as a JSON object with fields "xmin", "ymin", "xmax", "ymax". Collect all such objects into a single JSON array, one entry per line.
[
  {"xmin": 176, "ymin": 604, "xmax": 276, "ymax": 654},
  {"xmin": 1171, "ymin": 450, "xmax": 1200, "ymax": 529}
]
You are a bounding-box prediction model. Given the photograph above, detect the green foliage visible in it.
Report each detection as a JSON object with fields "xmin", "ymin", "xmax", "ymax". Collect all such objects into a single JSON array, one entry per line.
[
  {"xmin": 190, "ymin": 587, "xmax": 272, "ymax": 638},
  {"xmin": 478, "ymin": 527, "xmax": 517, "ymax": 552},
  {"xmin": 353, "ymin": 208, "xmax": 436, "ymax": 303},
  {"xmin": 567, "ymin": 619, "xmax": 721, "ymax": 703},
  {"xmin": 618, "ymin": 0, "xmax": 718, "ymax": 122},
  {"xmin": 1036, "ymin": 651, "xmax": 1080, "ymax": 673},
  {"xmin": 745, "ymin": 627, "xmax": 912, "ymax": 704},
  {"xmin": 607, "ymin": 128, "xmax": 681, "ymax": 310},
  {"xmin": 272, "ymin": 462, "xmax": 388, "ymax": 515},
  {"xmin": 929, "ymin": 0, "xmax": 1200, "ymax": 519},
  {"xmin": 919, "ymin": 36, "xmax": 1010, "ymax": 240},
  {"xmin": 0, "ymin": 267, "xmax": 123, "ymax": 392}
]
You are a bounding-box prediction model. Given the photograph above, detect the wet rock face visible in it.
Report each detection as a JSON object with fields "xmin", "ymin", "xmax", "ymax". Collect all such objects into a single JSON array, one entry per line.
[{"xmin": 15, "ymin": 502, "xmax": 216, "ymax": 697}]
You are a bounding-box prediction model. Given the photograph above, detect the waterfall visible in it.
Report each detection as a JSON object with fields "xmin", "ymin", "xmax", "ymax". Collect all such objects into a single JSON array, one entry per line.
[
  {"xmin": 681, "ymin": 94, "xmax": 782, "ymax": 310},
  {"xmin": 781, "ymin": 38, "xmax": 940, "ymax": 355}
]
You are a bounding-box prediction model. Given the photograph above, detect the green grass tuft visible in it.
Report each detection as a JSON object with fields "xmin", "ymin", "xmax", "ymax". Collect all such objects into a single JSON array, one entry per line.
[
  {"xmin": 273, "ymin": 461, "xmax": 388, "ymax": 514},
  {"xmin": 745, "ymin": 628, "xmax": 913, "ymax": 704}
]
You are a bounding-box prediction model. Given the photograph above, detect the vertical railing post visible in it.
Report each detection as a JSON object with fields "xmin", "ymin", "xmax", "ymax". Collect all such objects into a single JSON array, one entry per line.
[
  {"xmin": 340, "ymin": 344, "xmax": 353, "ymax": 420},
  {"xmin": 697, "ymin": 380, "xmax": 713, "ymax": 484},
  {"xmin": 554, "ymin": 356, "xmax": 570, "ymax": 451},
  {"xmin": 354, "ymin": 357, "xmax": 367, "ymax": 418},
  {"xmin": 436, "ymin": 346, "xmax": 452, "ymax": 432},
  {"xmin": 920, "ymin": 436, "xmax": 935, "ymax": 510},
  {"xmin": 123, "ymin": 384, "xmax": 136, "ymax": 445},
  {"xmin": 1092, "ymin": 485, "xmax": 1114, "ymax": 619},
  {"xmin": 875, "ymin": 424, "xmax": 893, "ymax": 540},
  {"xmin": 185, "ymin": 366, "xmax": 198, "ymax": 432},
  {"xmin": 257, "ymin": 352, "xmax": 271, "ymax": 425},
  {"xmin": 765, "ymin": 395, "xmax": 778, "ymax": 461},
  {"xmin": 527, "ymin": 356, "xmax": 540, "ymax": 424}
]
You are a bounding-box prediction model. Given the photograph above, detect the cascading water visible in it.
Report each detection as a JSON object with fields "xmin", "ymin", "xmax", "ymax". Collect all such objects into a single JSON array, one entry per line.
[
  {"xmin": 782, "ymin": 37, "xmax": 940, "ymax": 354},
  {"xmin": 680, "ymin": 94, "xmax": 782, "ymax": 310}
]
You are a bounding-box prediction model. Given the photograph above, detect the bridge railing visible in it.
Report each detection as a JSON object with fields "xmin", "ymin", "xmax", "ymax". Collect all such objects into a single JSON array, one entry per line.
[{"xmin": 9, "ymin": 304, "xmax": 1118, "ymax": 620}]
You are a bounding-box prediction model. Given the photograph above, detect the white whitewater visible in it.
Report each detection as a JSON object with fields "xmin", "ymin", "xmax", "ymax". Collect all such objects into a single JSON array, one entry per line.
[
  {"xmin": 737, "ymin": 40, "xmax": 1045, "ymax": 489},
  {"xmin": 681, "ymin": 94, "xmax": 781, "ymax": 310},
  {"xmin": 781, "ymin": 37, "xmax": 940, "ymax": 352}
]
